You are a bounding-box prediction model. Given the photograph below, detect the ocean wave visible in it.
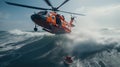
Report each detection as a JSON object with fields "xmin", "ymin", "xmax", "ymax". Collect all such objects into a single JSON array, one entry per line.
[
  {"xmin": 0, "ymin": 28, "xmax": 120, "ymax": 67},
  {"xmin": 8, "ymin": 29, "xmax": 54, "ymax": 37}
]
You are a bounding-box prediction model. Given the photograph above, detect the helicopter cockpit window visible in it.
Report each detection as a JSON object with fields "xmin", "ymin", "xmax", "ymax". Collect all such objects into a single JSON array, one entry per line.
[
  {"xmin": 52, "ymin": 16, "xmax": 55, "ymax": 20},
  {"xmin": 38, "ymin": 11, "xmax": 47, "ymax": 15}
]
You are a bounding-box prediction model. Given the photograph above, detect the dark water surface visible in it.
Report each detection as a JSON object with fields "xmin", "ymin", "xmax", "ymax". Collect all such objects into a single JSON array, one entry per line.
[{"xmin": 0, "ymin": 29, "xmax": 120, "ymax": 67}]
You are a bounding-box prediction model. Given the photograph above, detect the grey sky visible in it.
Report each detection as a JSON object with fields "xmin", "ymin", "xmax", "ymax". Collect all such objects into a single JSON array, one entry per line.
[{"xmin": 0, "ymin": 0, "xmax": 120, "ymax": 31}]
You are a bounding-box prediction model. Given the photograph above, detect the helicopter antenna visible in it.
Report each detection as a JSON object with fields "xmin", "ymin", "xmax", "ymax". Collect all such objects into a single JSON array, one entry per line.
[{"xmin": 34, "ymin": 11, "xmax": 36, "ymax": 14}]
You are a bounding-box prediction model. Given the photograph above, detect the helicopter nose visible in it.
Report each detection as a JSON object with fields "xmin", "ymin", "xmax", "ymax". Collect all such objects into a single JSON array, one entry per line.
[{"xmin": 31, "ymin": 14, "xmax": 46, "ymax": 22}]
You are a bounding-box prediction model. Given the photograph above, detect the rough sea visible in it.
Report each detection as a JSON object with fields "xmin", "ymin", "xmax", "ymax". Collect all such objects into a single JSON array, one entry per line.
[{"xmin": 0, "ymin": 28, "xmax": 120, "ymax": 67}]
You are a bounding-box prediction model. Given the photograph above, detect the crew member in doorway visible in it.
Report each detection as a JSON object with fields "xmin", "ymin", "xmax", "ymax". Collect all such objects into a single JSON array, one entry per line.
[{"xmin": 56, "ymin": 14, "xmax": 62, "ymax": 27}]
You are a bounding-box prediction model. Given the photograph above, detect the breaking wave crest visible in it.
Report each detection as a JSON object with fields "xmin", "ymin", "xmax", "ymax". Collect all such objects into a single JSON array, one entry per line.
[{"xmin": 0, "ymin": 28, "xmax": 120, "ymax": 67}]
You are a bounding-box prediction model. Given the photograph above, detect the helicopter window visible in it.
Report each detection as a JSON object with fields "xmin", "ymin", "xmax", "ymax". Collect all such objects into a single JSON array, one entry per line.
[
  {"xmin": 38, "ymin": 11, "xmax": 47, "ymax": 15},
  {"xmin": 52, "ymin": 16, "xmax": 55, "ymax": 19}
]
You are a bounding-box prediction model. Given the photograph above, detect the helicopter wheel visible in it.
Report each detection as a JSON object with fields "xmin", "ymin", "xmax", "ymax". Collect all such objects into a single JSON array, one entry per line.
[
  {"xmin": 34, "ymin": 27, "xmax": 38, "ymax": 32},
  {"xmin": 34, "ymin": 24, "xmax": 38, "ymax": 32}
]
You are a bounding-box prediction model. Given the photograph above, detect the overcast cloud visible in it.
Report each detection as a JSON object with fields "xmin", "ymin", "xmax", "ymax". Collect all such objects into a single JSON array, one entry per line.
[{"xmin": 0, "ymin": 0, "xmax": 120, "ymax": 31}]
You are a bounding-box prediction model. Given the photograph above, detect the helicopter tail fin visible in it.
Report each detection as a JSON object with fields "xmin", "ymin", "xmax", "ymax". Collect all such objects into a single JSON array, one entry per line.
[{"xmin": 70, "ymin": 17, "xmax": 75, "ymax": 27}]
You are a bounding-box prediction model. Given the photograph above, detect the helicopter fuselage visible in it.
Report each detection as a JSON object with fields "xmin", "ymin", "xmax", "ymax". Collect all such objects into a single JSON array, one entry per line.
[
  {"xmin": 5, "ymin": 0, "xmax": 83, "ymax": 34},
  {"xmin": 31, "ymin": 11, "xmax": 72, "ymax": 34}
]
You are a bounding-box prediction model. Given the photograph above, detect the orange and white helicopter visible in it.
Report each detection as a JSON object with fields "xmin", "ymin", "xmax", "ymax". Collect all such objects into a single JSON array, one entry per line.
[{"xmin": 5, "ymin": 0, "xmax": 84, "ymax": 34}]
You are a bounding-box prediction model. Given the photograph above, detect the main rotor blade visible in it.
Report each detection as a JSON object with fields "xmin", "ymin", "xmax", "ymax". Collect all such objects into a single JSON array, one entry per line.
[
  {"xmin": 5, "ymin": 1, "xmax": 51, "ymax": 10},
  {"xmin": 58, "ymin": 10, "xmax": 85, "ymax": 16},
  {"xmin": 57, "ymin": 0, "xmax": 69, "ymax": 9},
  {"xmin": 44, "ymin": 0, "xmax": 53, "ymax": 8}
]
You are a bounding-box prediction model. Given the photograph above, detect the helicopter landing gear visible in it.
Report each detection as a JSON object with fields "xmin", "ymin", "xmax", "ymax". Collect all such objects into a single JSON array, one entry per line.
[{"xmin": 34, "ymin": 24, "xmax": 38, "ymax": 32}]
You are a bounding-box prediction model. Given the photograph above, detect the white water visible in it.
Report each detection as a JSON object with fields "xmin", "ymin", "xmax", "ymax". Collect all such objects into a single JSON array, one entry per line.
[{"xmin": 1, "ymin": 28, "xmax": 120, "ymax": 67}]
